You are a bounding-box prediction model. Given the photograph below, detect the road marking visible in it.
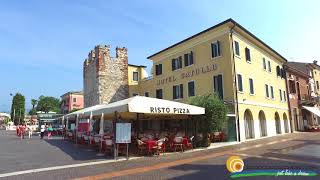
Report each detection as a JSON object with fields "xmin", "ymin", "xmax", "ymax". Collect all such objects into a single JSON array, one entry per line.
[
  {"xmin": 0, "ymin": 157, "xmax": 140, "ymax": 178},
  {"xmin": 235, "ymin": 153, "xmax": 320, "ymax": 166},
  {"xmin": 73, "ymin": 150, "xmax": 232, "ymax": 180}
]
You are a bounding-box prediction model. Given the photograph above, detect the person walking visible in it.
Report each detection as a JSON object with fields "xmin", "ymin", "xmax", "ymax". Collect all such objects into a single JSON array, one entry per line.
[
  {"xmin": 47, "ymin": 124, "xmax": 53, "ymax": 139},
  {"xmin": 40, "ymin": 124, "xmax": 45, "ymax": 139},
  {"xmin": 28, "ymin": 125, "xmax": 33, "ymax": 139},
  {"xmin": 20, "ymin": 124, "xmax": 26, "ymax": 139}
]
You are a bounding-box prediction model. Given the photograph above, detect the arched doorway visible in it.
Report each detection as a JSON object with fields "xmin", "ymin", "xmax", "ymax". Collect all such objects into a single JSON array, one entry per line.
[
  {"xmin": 275, "ymin": 112, "xmax": 282, "ymax": 134},
  {"xmin": 283, "ymin": 113, "xmax": 289, "ymax": 133},
  {"xmin": 259, "ymin": 111, "xmax": 267, "ymax": 137},
  {"xmin": 244, "ymin": 109, "xmax": 255, "ymax": 139}
]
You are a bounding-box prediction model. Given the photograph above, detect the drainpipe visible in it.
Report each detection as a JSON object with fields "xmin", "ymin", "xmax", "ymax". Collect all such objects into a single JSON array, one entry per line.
[{"xmin": 229, "ymin": 23, "xmax": 241, "ymax": 142}]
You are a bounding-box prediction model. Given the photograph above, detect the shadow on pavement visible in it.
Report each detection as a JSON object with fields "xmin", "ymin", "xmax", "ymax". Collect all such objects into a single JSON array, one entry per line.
[{"xmin": 44, "ymin": 139, "xmax": 111, "ymax": 161}]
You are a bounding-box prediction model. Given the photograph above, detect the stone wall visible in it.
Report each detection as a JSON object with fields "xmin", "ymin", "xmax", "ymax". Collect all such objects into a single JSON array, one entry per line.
[{"xmin": 83, "ymin": 45, "xmax": 129, "ymax": 108}]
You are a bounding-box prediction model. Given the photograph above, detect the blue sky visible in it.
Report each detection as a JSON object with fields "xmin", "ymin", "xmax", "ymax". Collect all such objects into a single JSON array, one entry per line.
[{"xmin": 1, "ymin": 0, "xmax": 320, "ymax": 112}]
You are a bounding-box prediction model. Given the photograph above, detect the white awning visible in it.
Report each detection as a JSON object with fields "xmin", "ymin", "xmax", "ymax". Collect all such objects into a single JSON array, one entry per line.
[
  {"xmin": 81, "ymin": 96, "xmax": 205, "ymax": 117},
  {"xmin": 302, "ymin": 106, "xmax": 320, "ymax": 117},
  {"xmin": 64, "ymin": 104, "xmax": 106, "ymax": 118}
]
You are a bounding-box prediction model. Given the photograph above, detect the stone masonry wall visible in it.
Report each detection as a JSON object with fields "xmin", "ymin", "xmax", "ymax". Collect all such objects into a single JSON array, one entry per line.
[{"xmin": 83, "ymin": 45, "xmax": 129, "ymax": 108}]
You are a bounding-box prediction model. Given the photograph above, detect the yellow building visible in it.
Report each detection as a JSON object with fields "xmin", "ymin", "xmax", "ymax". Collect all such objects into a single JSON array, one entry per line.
[{"xmin": 127, "ymin": 19, "xmax": 290, "ymax": 142}]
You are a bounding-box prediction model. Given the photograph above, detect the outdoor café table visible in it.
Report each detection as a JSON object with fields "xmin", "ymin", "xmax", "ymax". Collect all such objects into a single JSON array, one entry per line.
[{"xmin": 143, "ymin": 139, "xmax": 157, "ymax": 154}]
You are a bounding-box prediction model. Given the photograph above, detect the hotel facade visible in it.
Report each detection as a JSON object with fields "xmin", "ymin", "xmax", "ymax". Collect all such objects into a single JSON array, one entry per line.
[{"xmin": 83, "ymin": 19, "xmax": 298, "ymax": 142}]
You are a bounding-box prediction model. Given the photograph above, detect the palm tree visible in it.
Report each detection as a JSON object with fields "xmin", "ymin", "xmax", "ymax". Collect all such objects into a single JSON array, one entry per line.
[{"xmin": 31, "ymin": 99, "xmax": 38, "ymax": 115}]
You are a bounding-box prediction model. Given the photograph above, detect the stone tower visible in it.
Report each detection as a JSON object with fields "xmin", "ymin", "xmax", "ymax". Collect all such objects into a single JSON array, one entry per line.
[{"xmin": 83, "ymin": 45, "xmax": 129, "ymax": 108}]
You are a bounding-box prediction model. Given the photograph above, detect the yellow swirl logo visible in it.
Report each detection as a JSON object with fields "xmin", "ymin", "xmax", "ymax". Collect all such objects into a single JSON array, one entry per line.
[{"xmin": 226, "ymin": 156, "xmax": 244, "ymax": 173}]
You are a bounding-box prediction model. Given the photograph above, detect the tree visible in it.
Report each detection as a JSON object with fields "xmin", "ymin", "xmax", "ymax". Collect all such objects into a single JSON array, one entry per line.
[
  {"xmin": 10, "ymin": 93, "xmax": 26, "ymax": 125},
  {"xmin": 188, "ymin": 94, "xmax": 227, "ymax": 146},
  {"xmin": 36, "ymin": 96, "xmax": 61, "ymax": 113},
  {"xmin": 29, "ymin": 99, "xmax": 38, "ymax": 115}
]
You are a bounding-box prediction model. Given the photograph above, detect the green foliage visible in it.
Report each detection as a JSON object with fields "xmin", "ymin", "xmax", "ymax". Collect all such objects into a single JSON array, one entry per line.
[
  {"xmin": 69, "ymin": 108, "xmax": 82, "ymax": 113},
  {"xmin": 36, "ymin": 95, "xmax": 61, "ymax": 113},
  {"xmin": 10, "ymin": 93, "xmax": 26, "ymax": 125},
  {"xmin": 188, "ymin": 94, "xmax": 227, "ymax": 146},
  {"xmin": 4, "ymin": 117, "xmax": 12, "ymax": 125},
  {"xmin": 29, "ymin": 99, "xmax": 38, "ymax": 115}
]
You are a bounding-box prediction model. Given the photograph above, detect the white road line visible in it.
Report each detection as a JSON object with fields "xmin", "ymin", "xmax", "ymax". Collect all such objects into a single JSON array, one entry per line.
[{"xmin": 0, "ymin": 157, "xmax": 140, "ymax": 178}]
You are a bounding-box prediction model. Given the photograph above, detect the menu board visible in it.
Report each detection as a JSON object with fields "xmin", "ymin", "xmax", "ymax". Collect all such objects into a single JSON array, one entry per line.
[{"xmin": 116, "ymin": 123, "xmax": 131, "ymax": 143}]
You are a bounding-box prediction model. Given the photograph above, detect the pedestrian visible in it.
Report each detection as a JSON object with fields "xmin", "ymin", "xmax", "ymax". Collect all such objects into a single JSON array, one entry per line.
[
  {"xmin": 28, "ymin": 125, "xmax": 33, "ymax": 139},
  {"xmin": 47, "ymin": 124, "xmax": 53, "ymax": 139},
  {"xmin": 20, "ymin": 124, "xmax": 26, "ymax": 139},
  {"xmin": 40, "ymin": 124, "xmax": 45, "ymax": 139}
]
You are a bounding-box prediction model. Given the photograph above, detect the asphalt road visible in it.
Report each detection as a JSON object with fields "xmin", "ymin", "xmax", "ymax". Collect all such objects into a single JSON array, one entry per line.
[{"xmin": 0, "ymin": 130, "xmax": 320, "ymax": 180}]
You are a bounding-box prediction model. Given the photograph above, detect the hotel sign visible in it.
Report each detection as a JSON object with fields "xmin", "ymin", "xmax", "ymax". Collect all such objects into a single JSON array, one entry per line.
[
  {"xmin": 156, "ymin": 64, "xmax": 217, "ymax": 86},
  {"xmin": 181, "ymin": 64, "xmax": 218, "ymax": 79}
]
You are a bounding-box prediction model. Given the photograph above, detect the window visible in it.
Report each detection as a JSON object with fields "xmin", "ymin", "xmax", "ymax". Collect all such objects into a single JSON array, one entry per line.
[
  {"xmin": 234, "ymin": 41, "xmax": 240, "ymax": 56},
  {"xmin": 317, "ymin": 81, "xmax": 319, "ymax": 90},
  {"xmin": 156, "ymin": 89, "xmax": 163, "ymax": 99},
  {"xmin": 214, "ymin": 75, "xmax": 224, "ymax": 99},
  {"xmin": 270, "ymin": 86, "xmax": 274, "ymax": 99},
  {"xmin": 279, "ymin": 89, "xmax": 283, "ymax": 101},
  {"xmin": 188, "ymin": 81, "xmax": 195, "ymax": 97},
  {"xmin": 73, "ymin": 98, "xmax": 77, "ymax": 103},
  {"xmin": 283, "ymin": 91, "xmax": 286, "ymax": 101},
  {"xmin": 155, "ymin": 64, "xmax": 162, "ymax": 75},
  {"xmin": 211, "ymin": 41, "xmax": 221, "ymax": 58},
  {"xmin": 263, "ymin": 58, "xmax": 266, "ymax": 70},
  {"xmin": 265, "ymin": 84, "xmax": 269, "ymax": 98},
  {"xmin": 245, "ymin": 47, "xmax": 251, "ymax": 62},
  {"xmin": 289, "ymin": 80, "xmax": 296, "ymax": 93},
  {"xmin": 276, "ymin": 66, "xmax": 281, "ymax": 77},
  {"xmin": 249, "ymin": 78, "xmax": 254, "ymax": 95},
  {"xmin": 184, "ymin": 51, "xmax": 194, "ymax": 66},
  {"xmin": 133, "ymin": 93, "xmax": 138, "ymax": 96},
  {"xmin": 144, "ymin": 92, "xmax": 149, "ymax": 97},
  {"xmin": 280, "ymin": 68, "xmax": 285, "ymax": 78},
  {"xmin": 268, "ymin": 61, "xmax": 271, "ymax": 72},
  {"xmin": 237, "ymin": 74, "xmax": 243, "ymax": 92},
  {"xmin": 133, "ymin": 71, "xmax": 139, "ymax": 81},
  {"xmin": 173, "ymin": 84, "xmax": 183, "ymax": 99},
  {"xmin": 172, "ymin": 56, "xmax": 182, "ymax": 71}
]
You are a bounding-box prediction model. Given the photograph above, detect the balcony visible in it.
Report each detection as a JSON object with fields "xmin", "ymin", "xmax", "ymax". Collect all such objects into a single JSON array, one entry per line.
[{"xmin": 299, "ymin": 94, "xmax": 317, "ymax": 106}]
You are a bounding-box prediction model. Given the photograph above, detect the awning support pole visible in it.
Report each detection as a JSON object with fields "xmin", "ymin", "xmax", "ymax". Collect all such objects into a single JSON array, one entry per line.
[
  {"xmin": 75, "ymin": 114, "xmax": 79, "ymax": 144},
  {"xmin": 114, "ymin": 111, "xmax": 118, "ymax": 160},
  {"xmin": 97, "ymin": 113, "xmax": 105, "ymax": 156}
]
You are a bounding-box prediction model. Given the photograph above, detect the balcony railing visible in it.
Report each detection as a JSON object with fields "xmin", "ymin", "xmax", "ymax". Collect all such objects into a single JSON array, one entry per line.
[{"xmin": 299, "ymin": 94, "xmax": 317, "ymax": 105}]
